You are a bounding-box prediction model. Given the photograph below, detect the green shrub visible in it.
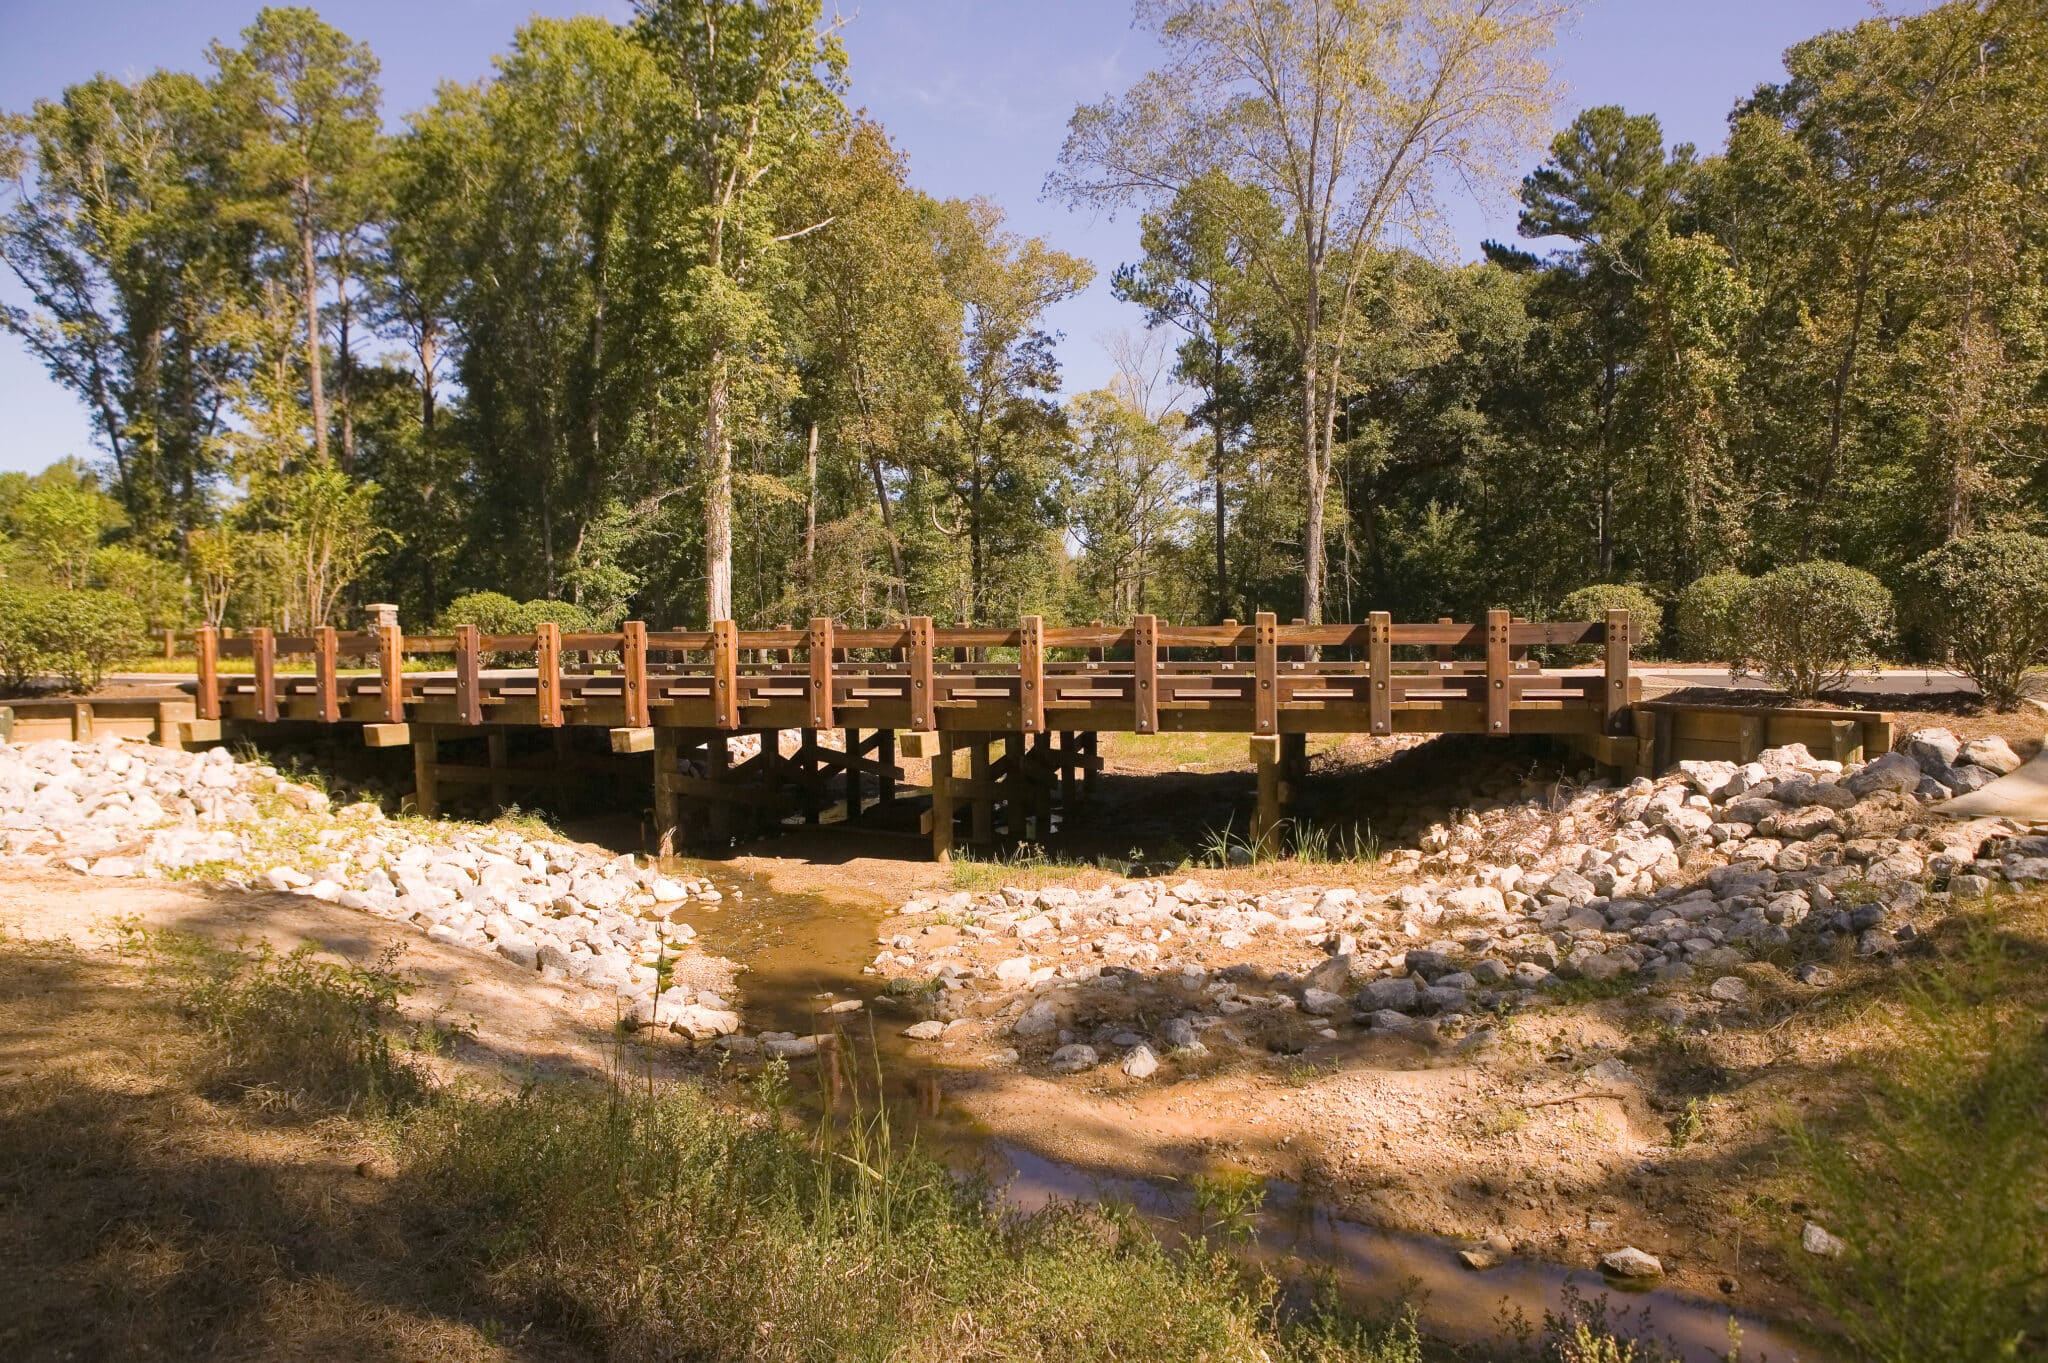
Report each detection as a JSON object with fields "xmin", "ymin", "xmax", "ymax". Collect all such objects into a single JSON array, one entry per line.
[
  {"xmin": 436, "ymin": 593, "xmax": 600, "ymax": 665},
  {"xmin": 0, "ymin": 582, "xmax": 44, "ymax": 689},
  {"xmin": 1900, "ymin": 532, "xmax": 2048, "ymax": 710},
  {"xmin": 86, "ymin": 544, "xmax": 189, "ymax": 630},
  {"xmin": 1739, "ymin": 560, "xmax": 1892, "ymax": 697},
  {"xmin": 1672, "ymin": 571, "xmax": 1753, "ymax": 665},
  {"xmin": 436, "ymin": 590, "xmax": 526, "ymax": 635},
  {"xmin": 1555, "ymin": 583, "xmax": 1662, "ymax": 663},
  {"xmin": 0, "ymin": 584, "xmax": 143, "ymax": 691}
]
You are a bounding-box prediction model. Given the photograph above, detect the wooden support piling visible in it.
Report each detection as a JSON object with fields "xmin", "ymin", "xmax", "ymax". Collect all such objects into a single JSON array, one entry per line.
[
  {"xmin": 1253, "ymin": 611, "xmax": 1278, "ymax": 737},
  {"xmin": 929, "ymin": 732, "xmax": 956, "ymax": 862},
  {"xmin": 377, "ymin": 623, "xmax": 406, "ymax": 722},
  {"xmin": 196, "ymin": 626, "xmax": 220, "ymax": 721},
  {"xmin": 1134, "ymin": 613, "xmax": 1159, "ymax": 734},
  {"xmin": 1368, "ymin": 611, "xmax": 1392, "ymax": 736},
  {"xmin": 454, "ymin": 623, "xmax": 483, "ymax": 726},
  {"xmin": 252, "ymin": 627, "xmax": 277, "ymax": 723},
  {"xmin": 1250, "ymin": 734, "xmax": 1283, "ymax": 855},
  {"xmin": 1603, "ymin": 609, "xmax": 1631, "ymax": 735},
  {"xmin": 807, "ymin": 616, "xmax": 835, "ymax": 729},
  {"xmin": 1485, "ymin": 609, "xmax": 1511, "ymax": 734},
  {"xmin": 535, "ymin": 622, "xmax": 563, "ymax": 727},
  {"xmin": 1018, "ymin": 615, "xmax": 1044, "ymax": 734},
  {"xmin": 622, "ymin": 621, "xmax": 650, "ymax": 727},
  {"xmin": 314, "ymin": 625, "xmax": 341, "ymax": 723},
  {"xmin": 412, "ymin": 726, "xmax": 439, "ymax": 818},
  {"xmin": 908, "ymin": 616, "xmax": 936, "ymax": 732}
]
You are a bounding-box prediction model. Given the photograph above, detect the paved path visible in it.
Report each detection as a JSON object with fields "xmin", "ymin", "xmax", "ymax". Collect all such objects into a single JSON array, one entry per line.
[{"xmin": 1638, "ymin": 667, "xmax": 1977, "ymax": 698}]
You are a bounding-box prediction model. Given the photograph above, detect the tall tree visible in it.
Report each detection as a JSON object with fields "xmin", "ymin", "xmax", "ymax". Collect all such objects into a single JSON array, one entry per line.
[
  {"xmin": 211, "ymin": 6, "xmax": 383, "ymax": 468},
  {"xmin": 0, "ymin": 70, "xmax": 244, "ymax": 544},
  {"xmin": 1113, "ymin": 171, "xmax": 1268, "ymax": 618},
  {"xmin": 1053, "ymin": 0, "xmax": 1575, "ymax": 622},
  {"xmin": 633, "ymin": 0, "xmax": 845, "ymax": 623}
]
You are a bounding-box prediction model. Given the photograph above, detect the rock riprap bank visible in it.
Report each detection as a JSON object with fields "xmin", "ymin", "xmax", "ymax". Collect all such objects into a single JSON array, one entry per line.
[
  {"xmin": 872, "ymin": 729, "xmax": 2047, "ymax": 1076},
  {"xmin": 0, "ymin": 737, "xmax": 738, "ymax": 1033}
]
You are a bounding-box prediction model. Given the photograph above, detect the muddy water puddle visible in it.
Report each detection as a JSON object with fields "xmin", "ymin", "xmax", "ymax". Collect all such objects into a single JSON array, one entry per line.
[{"xmin": 660, "ymin": 860, "xmax": 1826, "ymax": 1362}]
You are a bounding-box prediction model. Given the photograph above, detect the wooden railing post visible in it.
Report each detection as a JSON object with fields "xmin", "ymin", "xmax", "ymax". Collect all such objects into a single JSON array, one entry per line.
[
  {"xmin": 1368, "ymin": 611, "xmax": 1392, "ymax": 736},
  {"xmin": 1485, "ymin": 608, "xmax": 1511, "ymax": 734},
  {"xmin": 1253, "ymin": 611, "xmax": 1277, "ymax": 737},
  {"xmin": 1436, "ymin": 616, "xmax": 1455, "ymax": 664},
  {"xmin": 710, "ymin": 620, "xmax": 738, "ymax": 730},
  {"xmin": 1133, "ymin": 613, "xmax": 1159, "ymax": 734},
  {"xmin": 162, "ymin": 627, "xmax": 176, "ymax": 661},
  {"xmin": 1018, "ymin": 615, "xmax": 1044, "ymax": 734},
  {"xmin": 807, "ymin": 616, "xmax": 835, "ymax": 729},
  {"xmin": 908, "ymin": 616, "xmax": 935, "ymax": 732},
  {"xmin": 622, "ymin": 621, "xmax": 650, "ymax": 727},
  {"xmin": 252, "ymin": 626, "xmax": 277, "ymax": 723},
  {"xmin": 454, "ymin": 623, "xmax": 482, "ymax": 726},
  {"xmin": 536, "ymin": 621, "xmax": 563, "ymax": 727},
  {"xmin": 1604, "ymin": 608, "xmax": 1632, "ymax": 735},
  {"xmin": 378, "ymin": 622, "xmax": 406, "ymax": 722},
  {"xmin": 314, "ymin": 625, "xmax": 340, "ymax": 723},
  {"xmin": 195, "ymin": 626, "xmax": 220, "ymax": 721}
]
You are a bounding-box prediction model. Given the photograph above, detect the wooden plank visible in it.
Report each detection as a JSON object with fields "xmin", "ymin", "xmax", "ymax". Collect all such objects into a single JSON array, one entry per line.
[
  {"xmin": 1253, "ymin": 611, "xmax": 1277, "ymax": 736},
  {"xmin": 908, "ymin": 616, "xmax": 936, "ymax": 732},
  {"xmin": 535, "ymin": 622, "xmax": 563, "ymax": 727},
  {"xmin": 621, "ymin": 621, "xmax": 650, "ymax": 727},
  {"xmin": 378, "ymin": 623, "xmax": 406, "ymax": 722},
  {"xmin": 250, "ymin": 627, "xmax": 277, "ymax": 723},
  {"xmin": 711, "ymin": 620, "xmax": 739, "ymax": 730},
  {"xmin": 1133, "ymin": 614, "xmax": 1159, "ymax": 734},
  {"xmin": 364, "ymin": 722, "xmax": 412, "ymax": 747},
  {"xmin": 610, "ymin": 726, "xmax": 655, "ymax": 754},
  {"xmin": 1603, "ymin": 608, "xmax": 1631, "ymax": 735},
  {"xmin": 454, "ymin": 623, "xmax": 483, "ymax": 726},
  {"xmin": 807, "ymin": 616, "xmax": 835, "ymax": 729},
  {"xmin": 181, "ymin": 719, "xmax": 223, "ymax": 745},
  {"xmin": 195, "ymin": 626, "xmax": 220, "ymax": 721},
  {"xmin": 1368, "ymin": 611, "xmax": 1392, "ymax": 736},
  {"xmin": 314, "ymin": 625, "xmax": 341, "ymax": 723},
  {"xmin": 1485, "ymin": 609, "xmax": 1510, "ymax": 734},
  {"xmin": 1018, "ymin": 614, "xmax": 1044, "ymax": 733}
]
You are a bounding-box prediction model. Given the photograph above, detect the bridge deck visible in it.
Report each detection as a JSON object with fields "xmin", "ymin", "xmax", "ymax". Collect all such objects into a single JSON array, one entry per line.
[{"xmin": 177, "ymin": 609, "xmax": 1644, "ymax": 859}]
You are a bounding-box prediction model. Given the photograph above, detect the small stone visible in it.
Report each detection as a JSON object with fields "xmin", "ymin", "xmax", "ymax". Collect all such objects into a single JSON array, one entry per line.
[
  {"xmin": 1802, "ymin": 1221, "xmax": 1847, "ymax": 1258},
  {"xmin": 1121, "ymin": 1043, "xmax": 1160, "ymax": 1079},
  {"xmin": 1049, "ymin": 1043, "xmax": 1099, "ymax": 1073},
  {"xmin": 1012, "ymin": 1000, "xmax": 1060, "ymax": 1038},
  {"xmin": 1958, "ymin": 735, "xmax": 2021, "ymax": 776},
  {"xmin": 1300, "ymin": 987, "xmax": 1347, "ymax": 1017},
  {"xmin": 1795, "ymin": 963, "xmax": 1835, "ymax": 987},
  {"xmin": 1708, "ymin": 975, "xmax": 1750, "ymax": 1004},
  {"xmin": 1601, "ymin": 1247, "xmax": 1663, "ymax": 1278},
  {"xmin": 902, "ymin": 1020, "xmax": 945, "ymax": 1041},
  {"xmin": 1459, "ymin": 1247, "xmax": 1503, "ymax": 1271}
]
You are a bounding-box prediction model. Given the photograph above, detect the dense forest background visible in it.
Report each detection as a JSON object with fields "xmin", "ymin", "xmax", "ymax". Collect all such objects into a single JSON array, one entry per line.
[{"xmin": 2, "ymin": 0, "xmax": 2044, "ymax": 645}]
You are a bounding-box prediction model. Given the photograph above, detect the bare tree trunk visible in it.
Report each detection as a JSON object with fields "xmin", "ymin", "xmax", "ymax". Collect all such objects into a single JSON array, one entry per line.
[
  {"xmin": 804, "ymin": 420, "xmax": 818, "ymax": 570},
  {"xmin": 1301, "ymin": 361, "xmax": 1325, "ymax": 626},
  {"xmin": 299, "ymin": 191, "xmax": 327, "ymax": 466},
  {"xmin": 704, "ymin": 349, "xmax": 734, "ymax": 623},
  {"xmin": 865, "ymin": 453, "xmax": 908, "ymax": 612}
]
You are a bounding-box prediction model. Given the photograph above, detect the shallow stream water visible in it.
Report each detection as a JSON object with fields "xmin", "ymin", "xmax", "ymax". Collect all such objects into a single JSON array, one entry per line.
[{"xmin": 666, "ymin": 858, "xmax": 1826, "ymax": 1363}]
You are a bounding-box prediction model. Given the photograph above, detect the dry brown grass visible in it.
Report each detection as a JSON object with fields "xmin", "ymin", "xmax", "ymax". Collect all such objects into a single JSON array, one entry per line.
[{"xmin": 0, "ymin": 933, "xmax": 542, "ymax": 1363}]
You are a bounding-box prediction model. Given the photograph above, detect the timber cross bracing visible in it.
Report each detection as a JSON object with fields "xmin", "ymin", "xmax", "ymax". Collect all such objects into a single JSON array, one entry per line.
[{"xmin": 185, "ymin": 609, "xmax": 1645, "ymax": 860}]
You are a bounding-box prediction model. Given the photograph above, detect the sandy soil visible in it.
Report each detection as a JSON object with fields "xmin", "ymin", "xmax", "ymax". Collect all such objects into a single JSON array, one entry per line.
[{"xmin": 0, "ymin": 868, "xmax": 683, "ymax": 1092}]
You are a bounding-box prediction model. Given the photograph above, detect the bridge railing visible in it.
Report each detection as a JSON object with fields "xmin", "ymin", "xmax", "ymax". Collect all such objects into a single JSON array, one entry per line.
[{"xmin": 189, "ymin": 608, "xmax": 1631, "ymax": 738}]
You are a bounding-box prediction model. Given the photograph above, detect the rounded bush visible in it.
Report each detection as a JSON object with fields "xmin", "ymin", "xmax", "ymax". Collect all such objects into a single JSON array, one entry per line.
[
  {"xmin": 1739, "ymin": 561, "xmax": 1892, "ymax": 698},
  {"xmin": 513, "ymin": 598, "xmax": 599, "ymax": 635},
  {"xmin": 437, "ymin": 591, "xmax": 527, "ymax": 636},
  {"xmin": 1900, "ymin": 532, "xmax": 2048, "ymax": 710},
  {"xmin": 0, "ymin": 586, "xmax": 144, "ymax": 691},
  {"xmin": 1555, "ymin": 583, "xmax": 1662, "ymax": 663},
  {"xmin": 1673, "ymin": 572, "xmax": 1754, "ymax": 665}
]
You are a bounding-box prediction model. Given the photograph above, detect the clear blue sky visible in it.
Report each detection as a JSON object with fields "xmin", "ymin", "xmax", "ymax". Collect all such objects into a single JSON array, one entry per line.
[{"xmin": 0, "ymin": 0, "xmax": 1924, "ymax": 477}]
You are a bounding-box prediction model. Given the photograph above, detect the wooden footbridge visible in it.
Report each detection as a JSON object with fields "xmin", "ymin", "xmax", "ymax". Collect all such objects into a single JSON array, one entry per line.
[{"xmin": 80, "ymin": 606, "xmax": 1652, "ymax": 860}]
